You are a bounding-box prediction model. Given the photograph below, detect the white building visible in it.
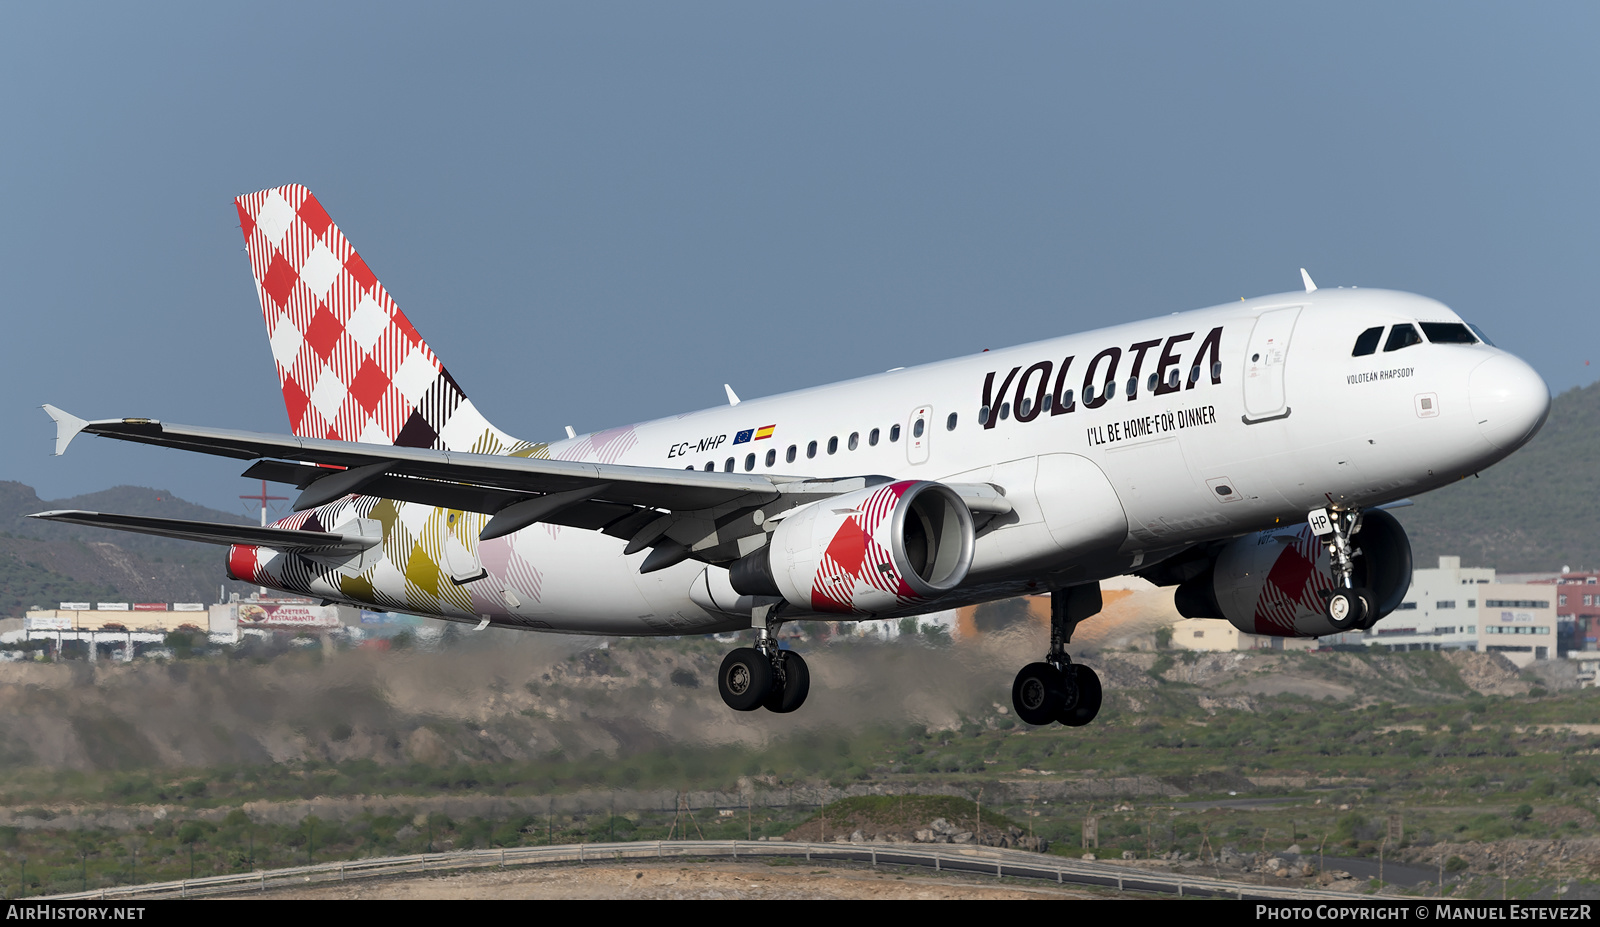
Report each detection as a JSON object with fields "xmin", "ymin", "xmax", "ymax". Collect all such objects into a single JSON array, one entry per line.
[{"xmin": 1367, "ymin": 556, "xmax": 1555, "ymax": 667}]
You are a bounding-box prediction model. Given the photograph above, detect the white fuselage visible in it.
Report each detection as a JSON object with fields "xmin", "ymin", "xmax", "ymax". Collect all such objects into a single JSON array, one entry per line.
[{"xmin": 265, "ymin": 287, "xmax": 1549, "ymax": 635}]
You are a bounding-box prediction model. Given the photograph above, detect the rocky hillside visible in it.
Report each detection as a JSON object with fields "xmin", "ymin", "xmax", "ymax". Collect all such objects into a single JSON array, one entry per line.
[
  {"xmin": 0, "ymin": 626, "xmax": 1544, "ymax": 775},
  {"xmin": 0, "ymin": 481, "xmax": 255, "ymax": 613}
]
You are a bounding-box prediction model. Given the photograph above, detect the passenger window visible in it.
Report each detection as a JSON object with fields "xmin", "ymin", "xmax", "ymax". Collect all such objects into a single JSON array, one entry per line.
[
  {"xmin": 1146, "ymin": 373, "xmax": 1158, "ymax": 393},
  {"xmin": 704, "ymin": 462, "xmax": 714, "ymax": 471},
  {"xmin": 1018, "ymin": 398, "xmax": 1031, "ymax": 417},
  {"xmin": 890, "ymin": 424, "xmax": 901, "ymax": 442},
  {"xmin": 1211, "ymin": 362, "xmax": 1222, "ymax": 379},
  {"xmin": 1105, "ymin": 380, "xmax": 1117, "ymax": 399},
  {"xmin": 765, "ymin": 449, "xmax": 776, "ymax": 468},
  {"xmin": 1126, "ymin": 376, "xmax": 1138, "ymax": 398},
  {"xmin": 1083, "ymin": 385, "xmax": 1096, "ymax": 404},
  {"xmin": 946, "ymin": 412, "xmax": 957, "ymax": 431},
  {"xmin": 848, "ymin": 432, "xmax": 859, "ymax": 451},
  {"xmin": 1352, "ymin": 326, "xmax": 1383, "ymax": 357},
  {"xmin": 1167, "ymin": 369, "xmax": 1180, "ymax": 390},
  {"xmin": 869, "ymin": 428, "xmax": 880, "ymax": 446},
  {"xmin": 827, "ymin": 436, "xmax": 838, "ymax": 455},
  {"xmin": 1041, "ymin": 394, "xmax": 1052, "ymax": 412},
  {"xmin": 913, "ymin": 419, "xmax": 925, "ymax": 438},
  {"xmin": 999, "ymin": 402, "xmax": 1010, "ymax": 420},
  {"xmin": 1062, "ymin": 388, "xmax": 1074, "ymax": 408},
  {"xmin": 1384, "ymin": 324, "xmax": 1422, "ymax": 352},
  {"xmin": 724, "ymin": 458, "xmax": 735, "ymax": 472},
  {"xmin": 807, "ymin": 441, "xmax": 818, "ymax": 459},
  {"xmin": 744, "ymin": 453, "xmax": 755, "ymax": 471},
  {"xmin": 786, "ymin": 444, "xmax": 797, "ymax": 464},
  {"xmin": 1188, "ymin": 365, "xmax": 1200, "ymax": 386},
  {"xmin": 1420, "ymin": 322, "xmax": 1477, "ymax": 344}
]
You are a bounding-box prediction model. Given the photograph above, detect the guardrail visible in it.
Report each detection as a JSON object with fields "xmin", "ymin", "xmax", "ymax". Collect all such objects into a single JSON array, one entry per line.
[{"xmin": 36, "ymin": 840, "xmax": 1360, "ymax": 901}]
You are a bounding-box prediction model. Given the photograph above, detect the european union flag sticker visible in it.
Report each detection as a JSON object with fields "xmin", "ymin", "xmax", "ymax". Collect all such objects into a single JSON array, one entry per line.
[{"xmin": 733, "ymin": 429, "xmax": 754, "ymax": 445}]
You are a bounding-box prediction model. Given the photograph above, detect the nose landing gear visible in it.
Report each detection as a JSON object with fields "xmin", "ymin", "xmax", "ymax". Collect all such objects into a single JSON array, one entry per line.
[
  {"xmin": 1310, "ymin": 506, "xmax": 1377, "ymax": 632},
  {"xmin": 1010, "ymin": 583, "xmax": 1104, "ymax": 727},
  {"xmin": 717, "ymin": 603, "xmax": 810, "ymax": 714}
]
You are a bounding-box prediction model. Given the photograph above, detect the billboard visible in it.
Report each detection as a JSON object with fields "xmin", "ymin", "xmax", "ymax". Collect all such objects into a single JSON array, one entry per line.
[
  {"xmin": 235, "ymin": 601, "xmax": 341, "ymax": 630},
  {"xmin": 25, "ymin": 616, "xmax": 73, "ymax": 631}
]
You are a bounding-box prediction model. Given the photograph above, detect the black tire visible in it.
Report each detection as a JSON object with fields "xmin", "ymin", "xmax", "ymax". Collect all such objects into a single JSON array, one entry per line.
[
  {"xmin": 1351, "ymin": 588, "xmax": 1380, "ymax": 631},
  {"xmin": 1058, "ymin": 665, "xmax": 1102, "ymax": 727},
  {"xmin": 763, "ymin": 651, "xmax": 811, "ymax": 713},
  {"xmin": 718, "ymin": 648, "xmax": 774, "ymax": 712},
  {"xmin": 1325, "ymin": 588, "xmax": 1369, "ymax": 632},
  {"xmin": 1011, "ymin": 662, "xmax": 1065, "ymax": 726}
]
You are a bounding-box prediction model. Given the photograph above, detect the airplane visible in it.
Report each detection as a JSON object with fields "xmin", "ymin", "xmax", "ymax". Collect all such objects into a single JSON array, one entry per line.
[{"xmin": 32, "ymin": 184, "xmax": 1550, "ymax": 726}]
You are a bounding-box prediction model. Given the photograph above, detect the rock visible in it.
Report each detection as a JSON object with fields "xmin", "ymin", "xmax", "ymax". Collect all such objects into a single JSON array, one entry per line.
[
  {"xmin": 1122, "ymin": 850, "xmax": 1137, "ymax": 860},
  {"xmin": 850, "ymin": 830, "xmax": 864, "ymax": 844},
  {"xmin": 931, "ymin": 818, "xmax": 956, "ymax": 835},
  {"xmin": 1286, "ymin": 843, "xmax": 1303, "ymax": 854},
  {"xmin": 1082, "ymin": 853, "xmax": 1097, "ymax": 861},
  {"xmin": 914, "ymin": 829, "xmax": 935, "ymax": 843},
  {"xmin": 953, "ymin": 832, "xmax": 974, "ymax": 844}
]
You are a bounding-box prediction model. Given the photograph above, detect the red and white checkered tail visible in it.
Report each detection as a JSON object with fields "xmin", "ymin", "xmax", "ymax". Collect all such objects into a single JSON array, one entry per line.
[{"xmin": 235, "ymin": 185, "xmax": 524, "ymax": 454}]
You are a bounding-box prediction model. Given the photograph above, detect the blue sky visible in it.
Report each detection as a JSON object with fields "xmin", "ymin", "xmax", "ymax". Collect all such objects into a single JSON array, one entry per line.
[{"xmin": 1, "ymin": 3, "xmax": 1594, "ymax": 516}]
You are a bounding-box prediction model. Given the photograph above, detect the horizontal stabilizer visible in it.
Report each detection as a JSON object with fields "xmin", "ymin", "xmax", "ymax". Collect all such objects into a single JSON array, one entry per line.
[{"xmin": 27, "ymin": 510, "xmax": 380, "ymax": 555}]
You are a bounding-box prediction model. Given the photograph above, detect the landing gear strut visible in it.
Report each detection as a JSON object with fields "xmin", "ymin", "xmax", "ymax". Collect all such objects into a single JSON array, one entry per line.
[
  {"xmin": 1310, "ymin": 506, "xmax": 1376, "ymax": 632},
  {"xmin": 717, "ymin": 603, "xmax": 810, "ymax": 714},
  {"xmin": 1011, "ymin": 583, "xmax": 1104, "ymax": 727}
]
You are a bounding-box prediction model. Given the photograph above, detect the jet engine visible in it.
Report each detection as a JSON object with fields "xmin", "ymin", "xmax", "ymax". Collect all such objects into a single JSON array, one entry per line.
[
  {"xmin": 729, "ymin": 479, "xmax": 975, "ymax": 615},
  {"xmin": 1173, "ymin": 509, "xmax": 1413, "ymax": 637}
]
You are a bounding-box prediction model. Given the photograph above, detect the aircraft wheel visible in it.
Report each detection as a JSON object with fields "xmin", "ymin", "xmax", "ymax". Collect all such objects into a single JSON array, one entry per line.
[
  {"xmin": 1325, "ymin": 588, "xmax": 1370, "ymax": 632},
  {"xmin": 1351, "ymin": 588, "xmax": 1381, "ymax": 631},
  {"xmin": 718, "ymin": 647, "xmax": 774, "ymax": 712},
  {"xmin": 763, "ymin": 651, "xmax": 811, "ymax": 713},
  {"xmin": 1011, "ymin": 662, "xmax": 1065, "ymax": 726},
  {"xmin": 1058, "ymin": 665, "xmax": 1102, "ymax": 727}
]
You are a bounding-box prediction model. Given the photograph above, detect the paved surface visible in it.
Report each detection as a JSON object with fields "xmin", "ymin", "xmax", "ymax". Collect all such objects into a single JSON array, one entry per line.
[{"xmin": 242, "ymin": 860, "xmax": 1106, "ymax": 900}]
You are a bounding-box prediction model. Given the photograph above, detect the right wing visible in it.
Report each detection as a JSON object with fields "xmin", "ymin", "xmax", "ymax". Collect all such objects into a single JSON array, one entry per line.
[{"xmin": 27, "ymin": 510, "xmax": 379, "ymax": 555}]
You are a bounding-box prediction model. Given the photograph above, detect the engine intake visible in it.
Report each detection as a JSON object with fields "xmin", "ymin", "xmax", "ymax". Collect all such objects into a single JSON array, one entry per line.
[{"xmin": 730, "ymin": 480, "xmax": 975, "ymax": 615}]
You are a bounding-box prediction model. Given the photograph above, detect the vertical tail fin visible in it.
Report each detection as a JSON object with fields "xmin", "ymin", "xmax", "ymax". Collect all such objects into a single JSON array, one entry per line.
[{"xmin": 235, "ymin": 184, "xmax": 530, "ymax": 455}]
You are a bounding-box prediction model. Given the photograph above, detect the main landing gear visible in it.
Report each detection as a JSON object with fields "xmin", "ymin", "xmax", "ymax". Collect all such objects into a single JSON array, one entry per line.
[
  {"xmin": 1310, "ymin": 506, "xmax": 1377, "ymax": 632},
  {"xmin": 718, "ymin": 604, "xmax": 810, "ymax": 714},
  {"xmin": 1011, "ymin": 583, "xmax": 1104, "ymax": 727}
]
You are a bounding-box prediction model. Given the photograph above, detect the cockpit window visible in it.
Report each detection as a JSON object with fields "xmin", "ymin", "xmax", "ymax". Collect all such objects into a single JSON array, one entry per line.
[
  {"xmin": 1352, "ymin": 326, "xmax": 1383, "ymax": 357},
  {"xmin": 1467, "ymin": 323, "xmax": 1495, "ymax": 346},
  {"xmin": 1383, "ymin": 324, "xmax": 1422, "ymax": 352},
  {"xmin": 1420, "ymin": 322, "xmax": 1477, "ymax": 344}
]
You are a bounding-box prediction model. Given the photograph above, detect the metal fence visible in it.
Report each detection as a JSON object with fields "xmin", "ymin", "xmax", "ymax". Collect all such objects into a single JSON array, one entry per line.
[{"xmin": 34, "ymin": 840, "xmax": 1365, "ymax": 901}]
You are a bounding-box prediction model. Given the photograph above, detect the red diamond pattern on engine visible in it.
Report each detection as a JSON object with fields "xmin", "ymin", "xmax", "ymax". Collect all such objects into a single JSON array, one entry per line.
[
  {"xmin": 811, "ymin": 481, "xmax": 920, "ymax": 614},
  {"xmin": 1252, "ymin": 525, "xmax": 1335, "ymax": 634},
  {"xmin": 235, "ymin": 184, "xmax": 513, "ymax": 454}
]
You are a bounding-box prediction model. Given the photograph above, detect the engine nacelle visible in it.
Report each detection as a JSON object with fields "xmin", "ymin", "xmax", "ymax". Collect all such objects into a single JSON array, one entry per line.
[
  {"xmin": 730, "ymin": 480, "xmax": 975, "ymax": 616},
  {"xmin": 1174, "ymin": 508, "xmax": 1413, "ymax": 637}
]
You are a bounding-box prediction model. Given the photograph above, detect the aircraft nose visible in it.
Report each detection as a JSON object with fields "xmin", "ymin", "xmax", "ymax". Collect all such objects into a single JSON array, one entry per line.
[{"xmin": 1469, "ymin": 353, "xmax": 1550, "ymax": 451}]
